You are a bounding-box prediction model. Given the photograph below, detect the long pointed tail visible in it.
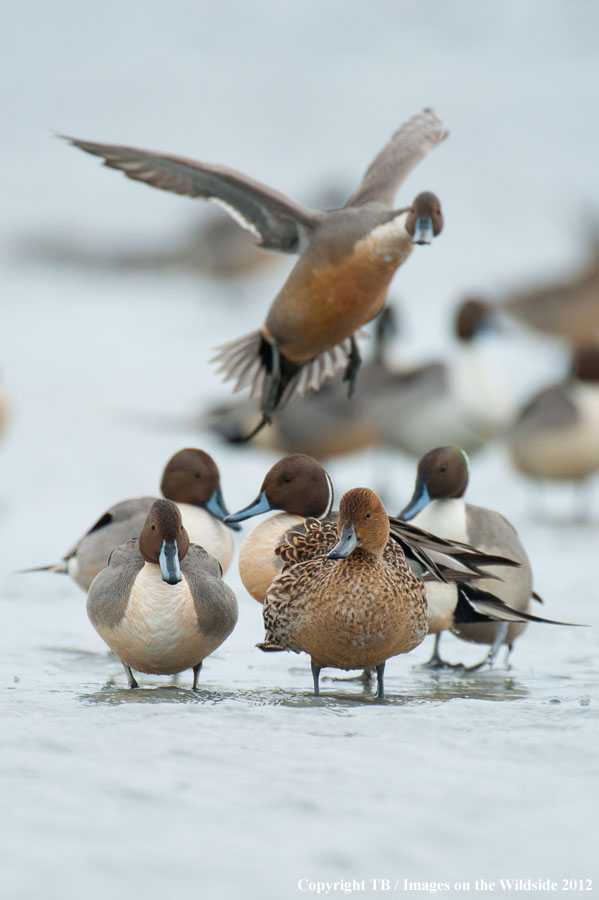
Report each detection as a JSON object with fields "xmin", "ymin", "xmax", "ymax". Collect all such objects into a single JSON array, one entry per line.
[{"xmin": 17, "ymin": 562, "xmax": 67, "ymax": 575}]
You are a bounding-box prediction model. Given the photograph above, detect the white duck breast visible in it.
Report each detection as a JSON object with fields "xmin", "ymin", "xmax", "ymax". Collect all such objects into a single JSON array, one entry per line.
[
  {"xmin": 177, "ymin": 502, "xmax": 234, "ymax": 572},
  {"xmin": 97, "ymin": 564, "xmax": 221, "ymax": 674},
  {"xmin": 238, "ymin": 512, "xmax": 304, "ymax": 601}
]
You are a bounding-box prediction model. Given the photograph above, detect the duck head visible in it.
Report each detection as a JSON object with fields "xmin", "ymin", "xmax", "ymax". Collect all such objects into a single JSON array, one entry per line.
[
  {"xmin": 405, "ymin": 192, "xmax": 443, "ymax": 245},
  {"xmin": 225, "ymin": 454, "xmax": 334, "ymax": 524},
  {"xmin": 400, "ymin": 446, "xmax": 470, "ymax": 520},
  {"xmin": 454, "ymin": 298, "xmax": 497, "ymax": 342},
  {"xmin": 571, "ymin": 344, "xmax": 599, "ymax": 383},
  {"xmin": 138, "ymin": 499, "xmax": 190, "ymax": 585},
  {"xmin": 160, "ymin": 448, "xmax": 239, "ymax": 530},
  {"xmin": 327, "ymin": 488, "xmax": 389, "ymax": 559}
]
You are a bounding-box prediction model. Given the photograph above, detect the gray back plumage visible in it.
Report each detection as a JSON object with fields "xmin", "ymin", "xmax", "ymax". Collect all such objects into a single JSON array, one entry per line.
[
  {"xmin": 86, "ymin": 538, "xmax": 145, "ymax": 629},
  {"xmin": 181, "ymin": 545, "xmax": 238, "ymax": 639}
]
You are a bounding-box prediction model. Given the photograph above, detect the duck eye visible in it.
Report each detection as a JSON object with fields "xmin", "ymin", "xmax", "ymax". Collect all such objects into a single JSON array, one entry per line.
[
  {"xmin": 283, "ymin": 475, "xmax": 292, "ymax": 483},
  {"xmin": 366, "ymin": 512, "xmax": 371, "ymax": 519},
  {"xmin": 151, "ymin": 524, "xmax": 155, "ymax": 531},
  {"xmin": 195, "ymin": 473, "xmax": 202, "ymax": 479},
  {"xmin": 440, "ymin": 466, "xmax": 447, "ymax": 473}
]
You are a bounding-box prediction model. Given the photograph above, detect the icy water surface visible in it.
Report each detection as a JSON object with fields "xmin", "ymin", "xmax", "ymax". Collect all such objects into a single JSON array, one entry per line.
[{"xmin": 2, "ymin": 2, "xmax": 599, "ymax": 898}]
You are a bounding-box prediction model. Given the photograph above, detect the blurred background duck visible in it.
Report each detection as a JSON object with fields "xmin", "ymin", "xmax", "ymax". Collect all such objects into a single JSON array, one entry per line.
[
  {"xmin": 507, "ymin": 344, "xmax": 599, "ymax": 511},
  {"xmin": 499, "ymin": 239, "xmax": 599, "ymax": 347},
  {"xmin": 24, "ymin": 448, "xmax": 239, "ymax": 591},
  {"xmin": 16, "ymin": 184, "xmax": 349, "ymax": 281},
  {"xmin": 86, "ymin": 499, "xmax": 238, "ymax": 689},
  {"xmin": 369, "ymin": 298, "xmax": 514, "ymax": 458}
]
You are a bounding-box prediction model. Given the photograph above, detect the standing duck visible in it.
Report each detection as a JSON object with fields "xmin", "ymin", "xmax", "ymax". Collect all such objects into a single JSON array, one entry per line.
[
  {"xmin": 87, "ymin": 499, "xmax": 238, "ymax": 689},
  {"xmin": 63, "ymin": 108, "xmax": 447, "ymax": 427},
  {"xmin": 259, "ymin": 488, "xmax": 428, "ymax": 698},
  {"xmin": 507, "ymin": 344, "xmax": 599, "ymax": 488},
  {"xmin": 399, "ymin": 446, "xmax": 538, "ymax": 667},
  {"xmin": 26, "ymin": 448, "xmax": 238, "ymax": 591}
]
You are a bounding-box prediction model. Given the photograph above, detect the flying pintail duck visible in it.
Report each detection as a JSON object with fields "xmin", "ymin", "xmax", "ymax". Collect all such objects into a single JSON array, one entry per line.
[
  {"xmin": 86, "ymin": 499, "xmax": 238, "ymax": 689},
  {"xmin": 259, "ymin": 488, "xmax": 429, "ymax": 698},
  {"xmin": 225, "ymin": 453, "xmax": 523, "ymax": 605},
  {"xmin": 368, "ymin": 299, "xmax": 513, "ymax": 457},
  {"xmin": 24, "ymin": 448, "xmax": 239, "ymax": 591},
  {"xmin": 62, "ymin": 109, "xmax": 447, "ymax": 431},
  {"xmin": 507, "ymin": 344, "xmax": 599, "ymax": 488},
  {"xmin": 398, "ymin": 445, "xmax": 580, "ymax": 668}
]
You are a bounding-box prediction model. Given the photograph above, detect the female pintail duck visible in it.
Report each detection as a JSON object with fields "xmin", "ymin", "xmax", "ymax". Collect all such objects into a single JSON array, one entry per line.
[
  {"xmin": 369, "ymin": 299, "xmax": 513, "ymax": 457},
  {"xmin": 508, "ymin": 345, "xmax": 599, "ymax": 488},
  {"xmin": 399, "ymin": 446, "xmax": 551, "ymax": 668},
  {"xmin": 225, "ymin": 453, "xmax": 523, "ymax": 605},
  {"xmin": 26, "ymin": 448, "xmax": 239, "ymax": 591},
  {"xmin": 62, "ymin": 109, "xmax": 447, "ymax": 429},
  {"xmin": 259, "ymin": 488, "xmax": 428, "ymax": 698},
  {"xmin": 87, "ymin": 499, "xmax": 238, "ymax": 689}
]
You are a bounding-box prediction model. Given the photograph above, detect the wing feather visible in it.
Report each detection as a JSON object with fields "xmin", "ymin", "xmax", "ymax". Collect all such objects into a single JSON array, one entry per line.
[{"xmin": 61, "ymin": 136, "xmax": 322, "ymax": 252}]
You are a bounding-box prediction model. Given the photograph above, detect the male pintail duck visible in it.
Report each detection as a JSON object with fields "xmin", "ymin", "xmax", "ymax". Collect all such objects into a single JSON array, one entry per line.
[
  {"xmin": 25, "ymin": 448, "xmax": 239, "ymax": 591},
  {"xmin": 259, "ymin": 488, "xmax": 428, "ymax": 698},
  {"xmin": 508, "ymin": 345, "xmax": 599, "ymax": 487},
  {"xmin": 87, "ymin": 499, "xmax": 238, "ymax": 689},
  {"xmin": 399, "ymin": 445, "xmax": 577, "ymax": 668},
  {"xmin": 369, "ymin": 299, "xmax": 513, "ymax": 457},
  {"xmin": 225, "ymin": 453, "xmax": 523, "ymax": 605},
  {"xmin": 63, "ymin": 109, "xmax": 447, "ymax": 428}
]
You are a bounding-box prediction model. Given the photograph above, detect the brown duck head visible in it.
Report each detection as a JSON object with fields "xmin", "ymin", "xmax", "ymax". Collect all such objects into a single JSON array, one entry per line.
[
  {"xmin": 327, "ymin": 488, "xmax": 389, "ymax": 559},
  {"xmin": 405, "ymin": 191, "xmax": 443, "ymax": 245},
  {"xmin": 225, "ymin": 454, "xmax": 334, "ymax": 524},
  {"xmin": 454, "ymin": 298, "xmax": 496, "ymax": 342},
  {"xmin": 138, "ymin": 499, "xmax": 190, "ymax": 585},
  {"xmin": 160, "ymin": 448, "xmax": 239, "ymax": 530},
  {"xmin": 399, "ymin": 446, "xmax": 470, "ymax": 521}
]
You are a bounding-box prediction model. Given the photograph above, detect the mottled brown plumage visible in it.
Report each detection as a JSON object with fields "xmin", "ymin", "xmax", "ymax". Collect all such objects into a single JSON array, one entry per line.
[{"xmin": 260, "ymin": 489, "xmax": 428, "ymax": 697}]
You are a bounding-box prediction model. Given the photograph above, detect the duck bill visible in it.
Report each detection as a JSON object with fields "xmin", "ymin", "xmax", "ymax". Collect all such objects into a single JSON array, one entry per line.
[
  {"xmin": 224, "ymin": 490, "xmax": 272, "ymax": 524},
  {"xmin": 159, "ymin": 539, "xmax": 182, "ymax": 585},
  {"xmin": 399, "ymin": 481, "xmax": 430, "ymax": 520},
  {"xmin": 411, "ymin": 216, "xmax": 434, "ymax": 245},
  {"xmin": 204, "ymin": 487, "xmax": 241, "ymax": 531},
  {"xmin": 327, "ymin": 523, "xmax": 358, "ymax": 560}
]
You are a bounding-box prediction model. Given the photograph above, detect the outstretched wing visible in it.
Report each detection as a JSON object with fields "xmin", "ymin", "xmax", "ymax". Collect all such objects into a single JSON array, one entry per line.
[
  {"xmin": 346, "ymin": 108, "xmax": 448, "ymax": 208},
  {"xmin": 61, "ymin": 135, "xmax": 322, "ymax": 253}
]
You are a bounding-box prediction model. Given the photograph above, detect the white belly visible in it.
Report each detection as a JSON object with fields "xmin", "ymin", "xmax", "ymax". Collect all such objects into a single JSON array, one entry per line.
[
  {"xmin": 511, "ymin": 384, "xmax": 599, "ymax": 480},
  {"xmin": 177, "ymin": 503, "xmax": 234, "ymax": 572},
  {"xmin": 238, "ymin": 512, "xmax": 304, "ymax": 602},
  {"xmin": 411, "ymin": 499, "xmax": 469, "ymax": 544},
  {"xmin": 94, "ymin": 564, "xmax": 221, "ymax": 674}
]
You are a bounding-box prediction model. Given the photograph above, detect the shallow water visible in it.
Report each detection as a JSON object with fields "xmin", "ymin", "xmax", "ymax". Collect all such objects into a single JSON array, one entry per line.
[{"xmin": 2, "ymin": 1, "xmax": 599, "ymax": 898}]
